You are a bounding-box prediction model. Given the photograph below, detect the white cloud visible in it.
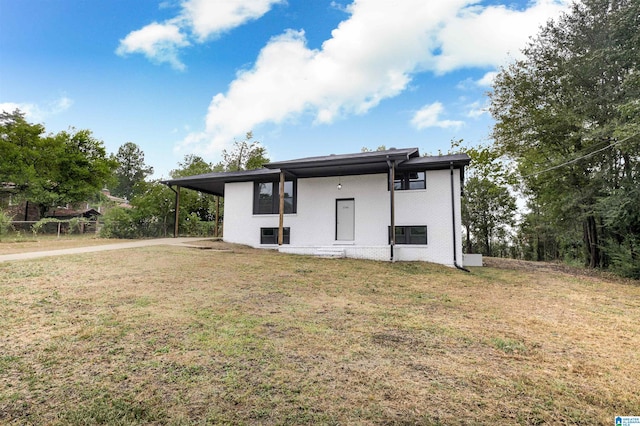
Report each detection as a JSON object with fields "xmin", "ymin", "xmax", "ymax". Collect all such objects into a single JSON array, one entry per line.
[
  {"xmin": 117, "ymin": 0, "xmax": 284, "ymax": 69},
  {"xmin": 183, "ymin": 0, "xmax": 284, "ymax": 41},
  {"xmin": 411, "ymin": 102, "xmax": 464, "ymax": 130},
  {"xmin": 465, "ymin": 100, "xmax": 490, "ymax": 118},
  {"xmin": 476, "ymin": 71, "xmax": 498, "ymax": 87},
  {"xmin": 0, "ymin": 96, "xmax": 73, "ymax": 122},
  {"xmin": 55, "ymin": 96, "xmax": 73, "ymax": 112},
  {"xmin": 0, "ymin": 102, "xmax": 36, "ymax": 117},
  {"xmin": 434, "ymin": 0, "xmax": 569, "ymax": 73},
  {"xmin": 178, "ymin": 0, "xmax": 569, "ymax": 153},
  {"xmin": 116, "ymin": 22, "xmax": 189, "ymax": 71},
  {"xmin": 456, "ymin": 71, "xmax": 499, "ymax": 90}
]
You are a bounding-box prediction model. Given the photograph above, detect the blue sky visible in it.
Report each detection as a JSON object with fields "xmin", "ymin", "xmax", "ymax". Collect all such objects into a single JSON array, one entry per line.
[{"xmin": 0, "ymin": 0, "xmax": 569, "ymax": 178}]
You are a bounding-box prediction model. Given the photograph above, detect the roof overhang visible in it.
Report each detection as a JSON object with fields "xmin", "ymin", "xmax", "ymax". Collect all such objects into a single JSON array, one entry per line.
[
  {"xmin": 161, "ymin": 148, "xmax": 471, "ymax": 196},
  {"xmin": 161, "ymin": 168, "xmax": 281, "ymax": 196},
  {"xmin": 398, "ymin": 154, "xmax": 470, "ymax": 170},
  {"xmin": 264, "ymin": 147, "xmax": 420, "ymax": 178}
]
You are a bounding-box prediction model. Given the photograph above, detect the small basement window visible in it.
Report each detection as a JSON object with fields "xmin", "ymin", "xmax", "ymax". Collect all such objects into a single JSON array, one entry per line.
[
  {"xmin": 260, "ymin": 227, "xmax": 290, "ymax": 245},
  {"xmin": 389, "ymin": 226, "xmax": 427, "ymax": 245}
]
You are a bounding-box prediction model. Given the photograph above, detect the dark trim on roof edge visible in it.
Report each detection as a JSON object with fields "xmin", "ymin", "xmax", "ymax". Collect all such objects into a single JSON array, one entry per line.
[{"xmin": 160, "ymin": 148, "xmax": 470, "ymax": 196}]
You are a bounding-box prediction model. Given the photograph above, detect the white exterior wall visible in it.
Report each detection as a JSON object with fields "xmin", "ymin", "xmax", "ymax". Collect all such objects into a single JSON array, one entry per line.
[
  {"xmin": 393, "ymin": 169, "xmax": 463, "ymax": 266},
  {"xmin": 293, "ymin": 174, "xmax": 389, "ymax": 246},
  {"xmin": 222, "ymin": 181, "xmax": 279, "ymax": 247},
  {"xmin": 222, "ymin": 169, "xmax": 464, "ymax": 266}
]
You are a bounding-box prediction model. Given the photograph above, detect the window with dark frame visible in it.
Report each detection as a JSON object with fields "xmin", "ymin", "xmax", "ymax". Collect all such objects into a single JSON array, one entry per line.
[
  {"xmin": 253, "ymin": 180, "xmax": 296, "ymax": 214},
  {"xmin": 393, "ymin": 171, "xmax": 426, "ymax": 190},
  {"xmin": 260, "ymin": 227, "xmax": 290, "ymax": 244},
  {"xmin": 389, "ymin": 226, "xmax": 428, "ymax": 245},
  {"xmin": 256, "ymin": 182, "xmax": 273, "ymax": 214}
]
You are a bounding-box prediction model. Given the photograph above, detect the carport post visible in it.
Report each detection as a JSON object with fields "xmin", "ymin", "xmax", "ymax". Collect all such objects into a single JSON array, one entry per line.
[
  {"xmin": 388, "ymin": 159, "xmax": 396, "ymax": 262},
  {"xmin": 214, "ymin": 195, "xmax": 220, "ymax": 238},
  {"xmin": 278, "ymin": 171, "xmax": 285, "ymax": 245},
  {"xmin": 173, "ymin": 186, "xmax": 181, "ymax": 238}
]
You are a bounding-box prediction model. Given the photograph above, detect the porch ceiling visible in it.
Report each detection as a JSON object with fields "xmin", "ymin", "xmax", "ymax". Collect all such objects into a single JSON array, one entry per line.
[{"xmin": 161, "ymin": 168, "xmax": 281, "ymax": 196}]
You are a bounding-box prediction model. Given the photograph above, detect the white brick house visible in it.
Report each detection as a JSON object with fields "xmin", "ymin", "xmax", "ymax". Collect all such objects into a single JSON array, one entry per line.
[{"xmin": 163, "ymin": 148, "xmax": 470, "ymax": 267}]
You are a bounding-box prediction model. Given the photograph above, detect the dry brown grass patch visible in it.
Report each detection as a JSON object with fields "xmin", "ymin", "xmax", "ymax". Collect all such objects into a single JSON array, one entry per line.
[
  {"xmin": 0, "ymin": 244, "xmax": 638, "ymax": 424},
  {"xmin": 0, "ymin": 234, "xmax": 129, "ymax": 255}
]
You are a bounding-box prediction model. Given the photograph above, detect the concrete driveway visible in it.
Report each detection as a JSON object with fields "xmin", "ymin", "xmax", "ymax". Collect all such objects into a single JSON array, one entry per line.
[{"xmin": 0, "ymin": 238, "xmax": 209, "ymax": 263}]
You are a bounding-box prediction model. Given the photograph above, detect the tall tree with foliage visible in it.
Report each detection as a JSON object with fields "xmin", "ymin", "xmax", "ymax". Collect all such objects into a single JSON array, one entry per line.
[
  {"xmin": 490, "ymin": 0, "xmax": 640, "ymax": 275},
  {"xmin": 170, "ymin": 155, "xmax": 217, "ymax": 222},
  {"xmin": 56, "ymin": 129, "xmax": 116, "ymax": 202},
  {"xmin": 0, "ymin": 110, "xmax": 47, "ymax": 182},
  {"xmin": 460, "ymin": 143, "xmax": 517, "ymax": 257},
  {"xmin": 219, "ymin": 132, "xmax": 269, "ymax": 171},
  {"xmin": 0, "ymin": 110, "xmax": 56, "ymax": 213},
  {"xmin": 111, "ymin": 142, "xmax": 154, "ymax": 200},
  {"xmin": 463, "ymin": 178, "xmax": 517, "ymax": 257},
  {"xmin": 170, "ymin": 154, "xmax": 216, "ymax": 178},
  {"xmin": 0, "ymin": 110, "xmax": 117, "ymax": 216}
]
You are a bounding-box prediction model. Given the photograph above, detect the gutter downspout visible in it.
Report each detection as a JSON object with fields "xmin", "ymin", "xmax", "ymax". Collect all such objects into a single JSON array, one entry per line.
[
  {"xmin": 387, "ymin": 158, "xmax": 396, "ymax": 262},
  {"xmin": 450, "ymin": 162, "xmax": 470, "ymax": 272}
]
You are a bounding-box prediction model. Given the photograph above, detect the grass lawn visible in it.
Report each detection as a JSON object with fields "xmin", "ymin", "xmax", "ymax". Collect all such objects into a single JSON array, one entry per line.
[
  {"xmin": 0, "ymin": 234, "xmax": 129, "ymax": 256},
  {"xmin": 0, "ymin": 240, "xmax": 638, "ymax": 424}
]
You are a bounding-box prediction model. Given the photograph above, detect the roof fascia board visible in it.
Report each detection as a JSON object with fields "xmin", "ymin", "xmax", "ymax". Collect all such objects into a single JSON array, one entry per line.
[
  {"xmin": 265, "ymin": 148, "xmax": 419, "ymax": 170},
  {"xmin": 159, "ymin": 149, "xmax": 470, "ymax": 193},
  {"xmin": 398, "ymin": 155, "xmax": 471, "ymax": 171},
  {"xmin": 161, "ymin": 169, "xmax": 281, "ymax": 186}
]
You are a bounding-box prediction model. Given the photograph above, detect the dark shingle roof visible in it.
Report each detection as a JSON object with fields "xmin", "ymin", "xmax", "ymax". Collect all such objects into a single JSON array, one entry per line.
[
  {"xmin": 161, "ymin": 148, "xmax": 470, "ymax": 196},
  {"xmin": 263, "ymin": 147, "xmax": 421, "ymax": 178}
]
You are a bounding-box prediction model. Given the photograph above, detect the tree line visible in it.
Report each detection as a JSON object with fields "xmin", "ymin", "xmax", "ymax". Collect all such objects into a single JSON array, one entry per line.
[
  {"xmin": 0, "ymin": 110, "xmax": 268, "ymax": 239},
  {"xmin": 463, "ymin": 0, "xmax": 639, "ymax": 278},
  {"xmin": 102, "ymin": 132, "xmax": 268, "ymax": 239}
]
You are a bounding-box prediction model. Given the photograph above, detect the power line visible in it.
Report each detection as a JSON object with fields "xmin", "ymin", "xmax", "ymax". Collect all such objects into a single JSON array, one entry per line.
[{"xmin": 521, "ymin": 131, "xmax": 639, "ymax": 179}]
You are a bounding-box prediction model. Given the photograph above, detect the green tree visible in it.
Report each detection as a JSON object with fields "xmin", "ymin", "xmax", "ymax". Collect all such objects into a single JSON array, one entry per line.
[
  {"xmin": 460, "ymin": 144, "xmax": 517, "ymax": 257},
  {"xmin": 111, "ymin": 142, "xmax": 154, "ymax": 200},
  {"xmin": 0, "ymin": 110, "xmax": 117, "ymax": 216},
  {"xmin": 220, "ymin": 132, "xmax": 269, "ymax": 171},
  {"xmin": 130, "ymin": 181, "xmax": 176, "ymax": 237},
  {"xmin": 99, "ymin": 207, "xmax": 138, "ymax": 239},
  {"xmin": 599, "ymin": 183, "xmax": 640, "ymax": 278},
  {"xmin": 206, "ymin": 132, "xmax": 268, "ymax": 236},
  {"xmin": 100, "ymin": 180, "xmax": 176, "ymax": 239},
  {"xmin": 0, "ymin": 110, "xmax": 47, "ymax": 183},
  {"xmin": 55, "ymin": 129, "xmax": 117, "ymax": 205},
  {"xmin": 170, "ymin": 154, "xmax": 214, "ymax": 178},
  {"xmin": 0, "ymin": 110, "xmax": 57, "ymax": 213},
  {"xmin": 170, "ymin": 155, "xmax": 217, "ymax": 222},
  {"xmin": 490, "ymin": 0, "xmax": 640, "ymax": 271},
  {"xmin": 462, "ymin": 177, "xmax": 517, "ymax": 257}
]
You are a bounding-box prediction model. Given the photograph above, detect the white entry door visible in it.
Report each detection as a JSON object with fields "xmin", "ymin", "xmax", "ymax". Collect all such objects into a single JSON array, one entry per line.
[{"xmin": 336, "ymin": 199, "xmax": 355, "ymax": 241}]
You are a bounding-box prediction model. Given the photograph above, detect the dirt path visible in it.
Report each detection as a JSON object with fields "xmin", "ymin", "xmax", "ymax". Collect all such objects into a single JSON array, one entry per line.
[{"xmin": 0, "ymin": 238, "xmax": 209, "ymax": 263}]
